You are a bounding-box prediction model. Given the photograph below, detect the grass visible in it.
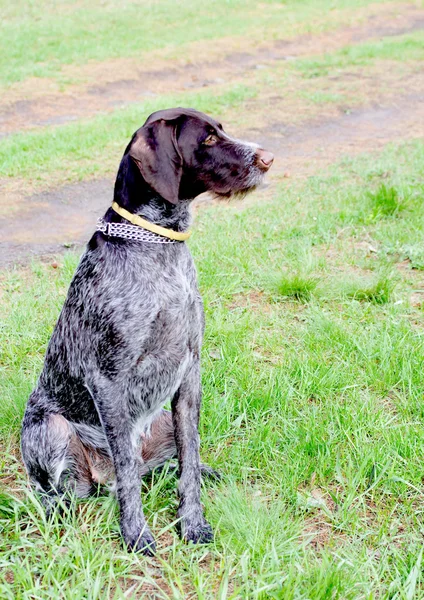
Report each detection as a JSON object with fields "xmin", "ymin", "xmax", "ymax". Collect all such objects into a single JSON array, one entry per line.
[
  {"xmin": 403, "ymin": 246, "xmax": 424, "ymax": 270},
  {"xmin": 275, "ymin": 274, "xmax": 318, "ymax": 302},
  {"xmin": 295, "ymin": 29, "xmax": 424, "ymax": 78},
  {"xmin": 0, "ymin": 0, "xmax": 400, "ymax": 88},
  {"xmin": 344, "ymin": 273, "xmax": 395, "ymax": 304},
  {"xmin": 367, "ymin": 183, "xmax": 409, "ymax": 218},
  {"xmin": 1, "ymin": 139, "xmax": 424, "ymax": 598}
]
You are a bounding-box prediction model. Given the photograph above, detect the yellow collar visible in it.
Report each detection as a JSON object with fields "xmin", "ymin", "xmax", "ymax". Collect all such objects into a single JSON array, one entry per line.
[{"xmin": 111, "ymin": 202, "xmax": 191, "ymax": 242}]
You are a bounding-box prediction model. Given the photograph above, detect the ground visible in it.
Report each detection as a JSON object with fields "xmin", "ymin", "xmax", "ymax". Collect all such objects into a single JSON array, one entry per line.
[{"xmin": 0, "ymin": 1, "xmax": 423, "ymax": 598}]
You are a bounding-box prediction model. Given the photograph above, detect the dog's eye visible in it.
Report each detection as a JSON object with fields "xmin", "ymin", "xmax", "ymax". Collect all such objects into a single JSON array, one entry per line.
[{"xmin": 204, "ymin": 134, "xmax": 218, "ymax": 146}]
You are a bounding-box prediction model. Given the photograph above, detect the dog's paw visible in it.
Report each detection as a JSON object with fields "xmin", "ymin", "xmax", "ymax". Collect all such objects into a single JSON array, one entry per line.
[
  {"xmin": 200, "ymin": 464, "xmax": 222, "ymax": 482},
  {"xmin": 41, "ymin": 493, "xmax": 71, "ymax": 521},
  {"xmin": 124, "ymin": 527, "xmax": 156, "ymax": 556},
  {"xmin": 178, "ymin": 516, "xmax": 214, "ymax": 545}
]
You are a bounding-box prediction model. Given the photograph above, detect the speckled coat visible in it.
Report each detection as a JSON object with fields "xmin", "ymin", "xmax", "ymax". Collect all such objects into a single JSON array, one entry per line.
[{"xmin": 21, "ymin": 107, "xmax": 273, "ymax": 554}]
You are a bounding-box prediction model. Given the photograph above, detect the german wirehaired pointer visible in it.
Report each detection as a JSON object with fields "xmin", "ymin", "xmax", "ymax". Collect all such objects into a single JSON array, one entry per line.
[{"xmin": 21, "ymin": 107, "xmax": 274, "ymax": 555}]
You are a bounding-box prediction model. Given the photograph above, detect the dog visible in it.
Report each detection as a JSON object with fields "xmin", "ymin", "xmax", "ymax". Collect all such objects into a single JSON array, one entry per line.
[{"xmin": 21, "ymin": 107, "xmax": 274, "ymax": 555}]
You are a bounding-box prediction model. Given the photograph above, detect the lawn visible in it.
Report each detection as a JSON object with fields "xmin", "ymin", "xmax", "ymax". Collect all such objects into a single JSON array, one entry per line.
[
  {"xmin": 1, "ymin": 0, "xmax": 424, "ymax": 598},
  {"xmin": 0, "ymin": 0, "xmax": 397, "ymax": 88}
]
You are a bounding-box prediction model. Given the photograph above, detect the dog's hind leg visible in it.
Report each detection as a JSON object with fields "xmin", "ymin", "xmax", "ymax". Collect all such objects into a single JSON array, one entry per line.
[
  {"xmin": 21, "ymin": 390, "xmax": 75, "ymax": 516},
  {"xmin": 140, "ymin": 409, "xmax": 176, "ymax": 475},
  {"xmin": 141, "ymin": 409, "xmax": 220, "ymax": 480}
]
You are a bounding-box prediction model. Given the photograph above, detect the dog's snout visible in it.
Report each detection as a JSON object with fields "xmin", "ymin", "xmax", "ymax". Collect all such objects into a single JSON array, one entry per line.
[{"xmin": 257, "ymin": 149, "xmax": 274, "ymax": 171}]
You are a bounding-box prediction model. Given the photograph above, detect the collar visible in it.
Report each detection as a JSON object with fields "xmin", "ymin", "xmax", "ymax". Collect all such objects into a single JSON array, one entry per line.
[
  {"xmin": 111, "ymin": 202, "xmax": 191, "ymax": 242},
  {"xmin": 96, "ymin": 218, "xmax": 179, "ymax": 244}
]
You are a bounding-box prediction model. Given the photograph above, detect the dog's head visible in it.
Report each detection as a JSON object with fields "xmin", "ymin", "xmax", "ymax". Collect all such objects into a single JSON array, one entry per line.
[{"xmin": 126, "ymin": 107, "xmax": 274, "ymax": 204}]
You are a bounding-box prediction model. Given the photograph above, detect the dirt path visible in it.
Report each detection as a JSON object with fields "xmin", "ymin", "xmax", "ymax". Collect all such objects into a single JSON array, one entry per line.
[
  {"xmin": 2, "ymin": 91, "xmax": 423, "ymax": 265},
  {"xmin": 0, "ymin": 4, "xmax": 422, "ymax": 137}
]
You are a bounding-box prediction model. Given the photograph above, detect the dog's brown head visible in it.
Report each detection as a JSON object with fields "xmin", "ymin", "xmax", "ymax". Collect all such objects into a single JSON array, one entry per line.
[{"xmin": 125, "ymin": 107, "xmax": 273, "ymax": 205}]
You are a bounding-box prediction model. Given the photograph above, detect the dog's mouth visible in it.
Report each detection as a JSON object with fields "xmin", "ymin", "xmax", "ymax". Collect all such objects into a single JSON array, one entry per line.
[
  {"xmin": 212, "ymin": 184, "xmax": 261, "ymax": 201},
  {"xmin": 211, "ymin": 167, "xmax": 269, "ymax": 200}
]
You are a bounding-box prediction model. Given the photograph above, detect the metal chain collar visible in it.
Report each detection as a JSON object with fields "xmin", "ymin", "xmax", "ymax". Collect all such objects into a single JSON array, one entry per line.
[{"xmin": 96, "ymin": 218, "xmax": 179, "ymax": 244}]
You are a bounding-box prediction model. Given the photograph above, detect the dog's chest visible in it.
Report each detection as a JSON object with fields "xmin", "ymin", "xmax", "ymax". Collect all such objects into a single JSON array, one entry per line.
[{"xmin": 126, "ymin": 257, "xmax": 202, "ymax": 417}]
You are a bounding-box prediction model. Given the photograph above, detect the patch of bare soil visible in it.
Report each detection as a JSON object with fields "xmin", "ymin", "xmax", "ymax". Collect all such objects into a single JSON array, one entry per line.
[
  {"xmin": 0, "ymin": 179, "xmax": 113, "ymax": 264},
  {"xmin": 1, "ymin": 90, "xmax": 424, "ymax": 265},
  {"xmin": 0, "ymin": 4, "xmax": 423, "ymax": 136}
]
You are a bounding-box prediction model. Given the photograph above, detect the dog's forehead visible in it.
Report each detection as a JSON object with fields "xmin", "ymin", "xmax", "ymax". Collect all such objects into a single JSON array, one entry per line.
[{"xmin": 143, "ymin": 107, "xmax": 220, "ymax": 130}]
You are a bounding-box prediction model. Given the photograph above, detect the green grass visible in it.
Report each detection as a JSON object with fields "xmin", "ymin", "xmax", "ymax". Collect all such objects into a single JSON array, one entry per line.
[
  {"xmin": 344, "ymin": 273, "xmax": 395, "ymax": 304},
  {"xmin": 367, "ymin": 183, "xmax": 409, "ymax": 218},
  {"xmin": 275, "ymin": 274, "xmax": 318, "ymax": 302},
  {"xmin": 295, "ymin": 29, "xmax": 424, "ymax": 78},
  {"xmin": 0, "ymin": 0, "xmax": 398, "ymax": 88},
  {"xmin": 1, "ymin": 140, "xmax": 424, "ymax": 598},
  {"xmin": 403, "ymin": 246, "xmax": 424, "ymax": 270}
]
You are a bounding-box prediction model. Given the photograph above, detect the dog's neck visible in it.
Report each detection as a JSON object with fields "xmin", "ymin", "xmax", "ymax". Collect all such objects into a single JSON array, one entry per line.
[{"xmin": 110, "ymin": 154, "xmax": 192, "ymax": 232}]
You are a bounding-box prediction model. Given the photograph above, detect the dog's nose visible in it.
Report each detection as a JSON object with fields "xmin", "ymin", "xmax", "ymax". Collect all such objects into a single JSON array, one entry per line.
[{"xmin": 257, "ymin": 149, "xmax": 274, "ymax": 171}]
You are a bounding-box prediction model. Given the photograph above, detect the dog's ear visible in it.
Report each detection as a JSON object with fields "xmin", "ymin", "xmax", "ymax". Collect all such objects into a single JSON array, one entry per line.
[{"xmin": 129, "ymin": 118, "xmax": 182, "ymax": 205}]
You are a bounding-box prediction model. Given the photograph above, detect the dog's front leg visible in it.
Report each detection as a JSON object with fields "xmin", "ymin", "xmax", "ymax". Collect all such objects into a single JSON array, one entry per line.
[
  {"xmin": 90, "ymin": 384, "xmax": 155, "ymax": 555},
  {"xmin": 171, "ymin": 360, "xmax": 213, "ymax": 544},
  {"xmin": 112, "ymin": 430, "xmax": 155, "ymax": 555}
]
